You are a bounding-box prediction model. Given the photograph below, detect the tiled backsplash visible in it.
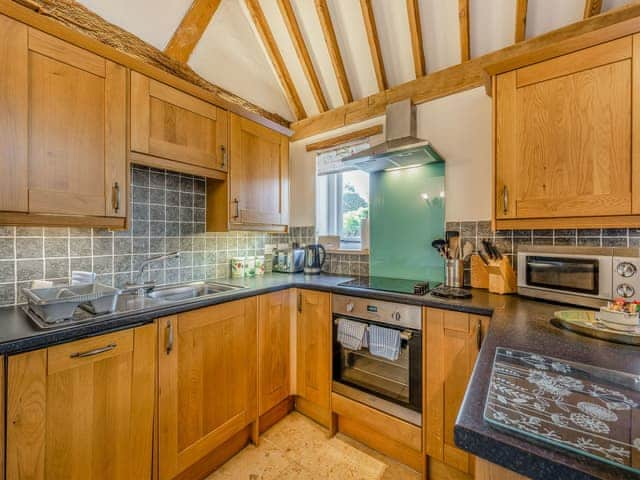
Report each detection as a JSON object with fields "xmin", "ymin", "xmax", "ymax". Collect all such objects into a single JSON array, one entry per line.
[{"xmin": 0, "ymin": 165, "xmax": 292, "ymax": 306}]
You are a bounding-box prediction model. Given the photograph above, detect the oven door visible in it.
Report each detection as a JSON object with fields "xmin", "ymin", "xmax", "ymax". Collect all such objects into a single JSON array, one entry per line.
[
  {"xmin": 518, "ymin": 253, "xmax": 612, "ymax": 300},
  {"xmin": 332, "ymin": 317, "xmax": 422, "ymax": 426}
]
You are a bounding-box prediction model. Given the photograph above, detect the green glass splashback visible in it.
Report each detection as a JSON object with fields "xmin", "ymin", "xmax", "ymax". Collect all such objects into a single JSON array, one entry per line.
[{"xmin": 369, "ymin": 163, "xmax": 445, "ymax": 282}]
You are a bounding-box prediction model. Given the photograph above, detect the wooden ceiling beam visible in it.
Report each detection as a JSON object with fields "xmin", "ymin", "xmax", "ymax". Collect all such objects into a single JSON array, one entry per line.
[
  {"xmin": 584, "ymin": 0, "xmax": 603, "ymax": 18},
  {"xmin": 164, "ymin": 0, "xmax": 221, "ymax": 63},
  {"xmin": 292, "ymin": 3, "xmax": 640, "ymax": 140},
  {"xmin": 406, "ymin": 0, "xmax": 425, "ymax": 78},
  {"xmin": 315, "ymin": 0, "xmax": 353, "ymax": 104},
  {"xmin": 458, "ymin": 0, "xmax": 471, "ymax": 61},
  {"xmin": 245, "ymin": 0, "xmax": 306, "ymax": 120},
  {"xmin": 306, "ymin": 124, "xmax": 383, "ymax": 151},
  {"xmin": 515, "ymin": 0, "xmax": 528, "ymax": 43},
  {"xmin": 277, "ymin": 0, "xmax": 328, "ymax": 112},
  {"xmin": 360, "ymin": 0, "xmax": 387, "ymax": 91}
]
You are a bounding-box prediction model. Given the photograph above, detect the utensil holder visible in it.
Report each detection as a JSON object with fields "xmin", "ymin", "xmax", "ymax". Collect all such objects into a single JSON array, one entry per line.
[
  {"xmin": 487, "ymin": 257, "xmax": 516, "ymax": 294},
  {"xmin": 445, "ymin": 259, "xmax": 464, "ymax": 288},
  {"xmin": 470, "ymin": 254, "xmax": 489, "ymax": 289}
]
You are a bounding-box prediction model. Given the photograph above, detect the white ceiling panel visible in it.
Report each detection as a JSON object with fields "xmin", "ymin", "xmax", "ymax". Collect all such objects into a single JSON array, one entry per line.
[
  {"xmin": 78, "ymin": 0, "xmax": 192, "ymax": 50},
  {"xmin": 421, "ymin": 0, "xmax": 460, "ymax": 73},
  {"xmin": 526, "ymin": 0, "xmax": 583, "ymax": 38},
  {"xmin": 470, "ymin": 0, "xmax": 515, "ymax": 57},
  {"xmin": 189, "ymin": 0, "xmax": 293, "ymax": 120},
  {"xmin": 373, "ymin": 0, "xmax": 414, "ymax": 87}
]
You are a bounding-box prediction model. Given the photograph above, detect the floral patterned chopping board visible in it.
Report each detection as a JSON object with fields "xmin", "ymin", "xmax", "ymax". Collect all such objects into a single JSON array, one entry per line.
[{"xmin": 484, "ymin": 348, "xmax": 640, "ymax": 475}]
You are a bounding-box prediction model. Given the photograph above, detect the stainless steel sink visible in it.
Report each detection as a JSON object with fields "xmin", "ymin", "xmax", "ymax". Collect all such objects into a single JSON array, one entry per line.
[{"xmin": 146, "ymin": 281, "xmax": 245, "ymax": 302}]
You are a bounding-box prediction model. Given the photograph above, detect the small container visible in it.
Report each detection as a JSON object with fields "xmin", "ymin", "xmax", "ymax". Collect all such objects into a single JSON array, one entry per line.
[
  {"xmin": 596, "ymin": 308, "xmax": 640, "ymax": 332},
  {"xmin": 445, "ymin": 259, "xmax": 464, "ymax": 288},
  {"xmin": 231, "ymin": 257, "xmax": 245, "ymax": 277},
  {"xmin": 244, "ymin": 256, "xmax": 256, "ymax": 277},
  {"xmin": 255, "ymin": 256, "xmax": 265, "ymax": 275}
]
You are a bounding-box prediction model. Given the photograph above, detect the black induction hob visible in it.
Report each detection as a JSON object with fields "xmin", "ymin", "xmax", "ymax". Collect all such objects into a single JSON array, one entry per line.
[{"xmin": 338, "ymin": 276, "xmax": 437, "ymax": 295}]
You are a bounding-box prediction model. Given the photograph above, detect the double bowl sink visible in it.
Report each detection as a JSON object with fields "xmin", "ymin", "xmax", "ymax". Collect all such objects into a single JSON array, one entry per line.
[{"xmin": 145, "ymin": 281, "xmax": 245, "ymax": 302}]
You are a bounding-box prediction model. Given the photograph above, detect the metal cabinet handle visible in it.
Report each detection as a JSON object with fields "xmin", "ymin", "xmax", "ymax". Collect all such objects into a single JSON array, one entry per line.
[
  {"xmin": 70, "ymin": 343, "xmax": 116, "ymax": 359},
  {"xmin": 233, "ymin": 198, "xmax": 240, "ymax": 219},
  {"xmin": 220, "ymin": 145, "xmax": 227, "ymax": 169},
  {"xmin": 112, "ymin": 182, "xmax": 121, "ymax": 213},
  {"xmin": 166, "ymin": 319, "xmax": 174, "ymax": 355},
  {"xmin": 502, "ymin": 185, "xmax": 508, "ymax": 216},
  {"xmin": 476, "ymin": 318, "xmax": 483, "ymax": 350}
]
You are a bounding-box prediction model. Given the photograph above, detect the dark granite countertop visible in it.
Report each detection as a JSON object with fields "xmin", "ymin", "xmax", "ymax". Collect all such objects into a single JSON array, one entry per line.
[{"xmin": 0, "ymin": 273, "xmax": 637, "ymax": 479}]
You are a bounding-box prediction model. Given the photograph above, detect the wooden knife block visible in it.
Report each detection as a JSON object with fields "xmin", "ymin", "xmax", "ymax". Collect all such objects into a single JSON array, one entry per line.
[
  {"xmin": 470, "ymin": 255, "xmax": 489, "ymax": 289},
  {"xmin": 487, "ymin": 257, "xmax": 517, "ymax": 294}
]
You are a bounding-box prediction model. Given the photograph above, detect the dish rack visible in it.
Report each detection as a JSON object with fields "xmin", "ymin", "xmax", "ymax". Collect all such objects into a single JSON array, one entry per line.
[{"xmin": 22, "ymin": 283, "xmax": 120, "ymax": 324}]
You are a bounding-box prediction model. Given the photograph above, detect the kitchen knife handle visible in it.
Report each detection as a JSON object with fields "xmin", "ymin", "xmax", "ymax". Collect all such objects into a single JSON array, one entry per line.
[
  {"xmin": 502, "ymin": 185, "xmax": 509, "ymax": 216},
  {"xmin": 220, "ymin": 145, "xmax": 227, "ymax": 169},
  {"xmin": 112, "ymin": 182, "xmax": 120, "ymax": 213},
  {"xmin": 166, "ymin": 319, "xmax": 174, "ymax": 355}
]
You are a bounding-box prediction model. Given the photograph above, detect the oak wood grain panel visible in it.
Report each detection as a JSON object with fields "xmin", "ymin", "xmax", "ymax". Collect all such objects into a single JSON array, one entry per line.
[
  {"xmin": 129, "ymin": 151, "xmax": 225, "ymax": 181},
  {"xmin": 331, "ymin": 392, "xmax": 422, "ymax": 451},
  {"xmin": 149, "ymin": 78, "xmax": 218, "ymax": 120},
  {"xmin": 458, "ymin": 0, "xmax": 470, "ymax": 62},
  {"xmin": 104, "ymin": 60, "xmax": 127, "ymax": 218},
  {"xmin": 28, "ymin": 50, "xmax": 107, "ymax": 216},
  {"xmin": 514, "ymin": 0, "xmax": 528, "ymax": 43},
  {"xmin": 305, "ymin": 125, "xmax": 383, "ymax": 152},
  {"xmin": 277, "ymin": 0, "xmax": 328, "ymax": 113},
  {"xmin": 494, "ymin": 71, "xmax": 517, "ymax": 219},
  {"xmin": 495, "ymin": 215, "xmax": 640, "ymax": 230},
  {"xmin": 258, "ymin": 291, "xmax": 291, "ymax": 416},
  {"xmin": 584, "ymin": 0, "xmax": 603, "ymax": 19},
  {"xmin": 157, "ymin": 298, "xmax": 257, "ymax": 480},
  {"xmin": 296, "ymin": 289, "xmax": 331, "ymax": 422},
  {"xmin": 164, "ymin": 0, "xmax": 222, "ymax": 63},
  {"xmin": 515, "ymin": 60, "xmax": 631, "ymax": 218},
  {"xmin": 130, "ymin": 71, "xmax": 151, "ymax": 154},
  {"xmin": 516, "ymin": 36, "xmax": 631, "ymax": 87},
  {"xmin": 0, "ymin": 212, "xmax": 125, "ymax": 229},
  {"xmin": 7, "ymin": 349, "xmax": 46, "ymax": 479},
  {"xmin": 28, "ymin": 26, "xmax": 105, "ymax": 77},
  {"xmin": 633, "ymin": 33, "xmax": 640, "ymax": 214},
  {"xmin": 315, "ymin": 0, "xmax": 352, "ymax": 104},
  {"xmin": 360, "ymin": 0, "xmax": 387, "ymax": 91},
  {"xmin": 406, "ymin": 0, "xmax": 425, "ymax": 78},
  {"xmin": 475, "ymin": 457, "xmax": 530, "ymax": 480},
  {"xmin": 0, "ymin": 15, "xmax": 28, "ymax": 212}
]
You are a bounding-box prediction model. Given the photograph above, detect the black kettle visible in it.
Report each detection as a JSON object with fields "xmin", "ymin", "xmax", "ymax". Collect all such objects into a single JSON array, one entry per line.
[{"xmin": 304, "ymin": 244, "xmax": 326, "ymax": 275}]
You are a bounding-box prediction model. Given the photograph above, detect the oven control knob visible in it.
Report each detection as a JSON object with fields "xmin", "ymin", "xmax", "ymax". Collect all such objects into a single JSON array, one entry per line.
[
  {"xmin": 617, "ymin": 262, "xmax": 637, "ymax": 278},
  {"xmin": 616, "ymin": 283, "xmax": 635, "ymax": 298},
  {"xmin": 392, "ymin": 311, "xmax": 401, "ymax": 322},
  {"xmin": 346, "ymin": 302, "xmax": 354, "ymax": 313}
]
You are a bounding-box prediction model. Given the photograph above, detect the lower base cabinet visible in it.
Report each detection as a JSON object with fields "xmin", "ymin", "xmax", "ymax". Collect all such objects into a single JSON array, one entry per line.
[
  {"xmin": 424, "ymin": 307, "xmax": 490, "ymax": 475},
  {"xmin": 6, "ymin": 324, "xmax": 156, "ymax": 480},
  {"xmin": 157, "ymin": 298, "xmax": 258, "ymax": 480}
]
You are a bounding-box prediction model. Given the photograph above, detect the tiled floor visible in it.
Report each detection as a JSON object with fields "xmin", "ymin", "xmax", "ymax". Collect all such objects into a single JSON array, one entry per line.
[{"xmin": 206, "ymin": 412, "xmax": 421, "ymax": 480}]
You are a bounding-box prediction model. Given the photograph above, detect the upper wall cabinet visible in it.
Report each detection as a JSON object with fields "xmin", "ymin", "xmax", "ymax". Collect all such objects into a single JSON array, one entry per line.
[
  {"xmin": 494, "ymin": 36, "xmax": 639, "ymax": 229},
  {"xmin": 207, "ymin": 113, "xmax": 289, "ymax": 232},
  {"xmin": 130, "ymin": 71, "xmax": 228, "ymax": 176},
  {"xmin": 0, "ymin": 16, "xmax": 127, "ymax": 226}
]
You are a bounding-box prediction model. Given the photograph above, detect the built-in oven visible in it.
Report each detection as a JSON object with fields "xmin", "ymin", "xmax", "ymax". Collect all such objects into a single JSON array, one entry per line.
[{"xmin": 332, "ymin": 294, "xmax": 422, "ymax": 426}]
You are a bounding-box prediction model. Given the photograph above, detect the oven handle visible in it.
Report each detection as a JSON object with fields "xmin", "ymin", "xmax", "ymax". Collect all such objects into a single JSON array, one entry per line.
[{"xmin": 333, "ymin": 318, "xmax": 413, "ymax": 341}]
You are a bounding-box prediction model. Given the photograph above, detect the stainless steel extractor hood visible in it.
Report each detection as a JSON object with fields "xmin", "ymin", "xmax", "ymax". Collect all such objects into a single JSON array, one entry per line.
[{"xmin": 341, "ymin": 99, "xmax": 444, "ymax": 172}]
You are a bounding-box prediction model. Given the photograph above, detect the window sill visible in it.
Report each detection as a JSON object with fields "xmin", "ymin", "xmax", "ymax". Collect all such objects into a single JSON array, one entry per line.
[{"xmin": 325, "ymin": 247, "xmax": 369, "ymax": 255}]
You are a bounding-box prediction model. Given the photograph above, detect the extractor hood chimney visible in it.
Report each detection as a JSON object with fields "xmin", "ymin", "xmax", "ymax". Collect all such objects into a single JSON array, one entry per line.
[{"xmin": 341, "ymin": 99, "xmax": 444, "ymax": 172}]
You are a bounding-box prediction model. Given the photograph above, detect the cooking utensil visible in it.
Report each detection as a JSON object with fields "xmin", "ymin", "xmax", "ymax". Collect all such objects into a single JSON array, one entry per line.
[
  {"xmin": 462, "ymin": 241, "xmax": 474, "ymax": 260},
  {"xmin": 432, "ymin": 239, "xmax": 447, "ymax": 258},
  {"xmin": 478, "ymin": 250, "xmax": 491, "ymax": 265},
  {"xmin": 449, "ymin": 236, "xmax": 460, "ymax": 260}
]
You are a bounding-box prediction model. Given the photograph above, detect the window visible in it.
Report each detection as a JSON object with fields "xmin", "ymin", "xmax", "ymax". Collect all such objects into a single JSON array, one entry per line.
[{"xmin": 316, "ymin": 143, "xmax": 369, "ymax": 246}]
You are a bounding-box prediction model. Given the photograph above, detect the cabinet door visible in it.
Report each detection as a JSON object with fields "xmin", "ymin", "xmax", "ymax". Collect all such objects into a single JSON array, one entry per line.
[
  {"xmin": 495, "ymin": 37, "xmax": 632, "ymax": 219},
  {"xmin": 7, "ymin": 325, "xmax": 156, "ymax": 480},
  {"xmin": 258, "ymin": 290, "xmax": 291, "ymax": 415},
  {"xmin": 296, "ymin": 290, "xmax": 331, "ymax": 421},
  {"xmin": 157, "ymin": 299, "xmax": 257, "ymax": 480},
  {"xmin": 424, "ymin": 308, "xmax": 489, "ymax": 474},
  {"xmin": 229, "ymin": 114, "xmax": 289, "ymax": 226},
  {"xmin": 131, "ymin": 71, "xmax": 228, "ymax": 172},
  {"xmin": 27, "ymin": 29, "xmax": 127, "ymax": 217}
]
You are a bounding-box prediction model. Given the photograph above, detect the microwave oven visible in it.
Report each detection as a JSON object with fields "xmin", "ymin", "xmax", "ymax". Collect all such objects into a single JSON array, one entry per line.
[{"xmin": 517, "ymin": 246, "xmax": 640, "ymax": 308}]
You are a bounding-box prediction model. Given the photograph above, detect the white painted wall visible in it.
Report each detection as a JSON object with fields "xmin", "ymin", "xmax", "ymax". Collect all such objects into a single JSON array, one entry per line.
[{"xmin": 289, "ymin": 87, "xmax": 492, "ymax": 226}]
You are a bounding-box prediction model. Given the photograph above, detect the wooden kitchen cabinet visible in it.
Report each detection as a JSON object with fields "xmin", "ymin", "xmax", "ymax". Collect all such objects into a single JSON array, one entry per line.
[
  {"xmin": 0, "ymin": 18, "xmax": 127, "ymax": 226},
  {"xmin": 295, "ymin": 289, "xmax": 332, "ymax": 427},
  {"xmin": 494, "ymin": 36, "xmax": 637, "ymax": 228},
  {"xmin": 157, "ymin": 298, "xmax": 258, "ymax": 480},
  {"xmin": 207, "ymin": 114, "xmax": 289, "ymax": 232},
  {"xmin": 424, "ymin": 307, "xmax": 489, "ymax": 475},
  {"xmin": 6, "ymin": 324, "xmax": 156, "ymax": 480},
  {"xmin": 258, "ymin": 290, "xmax": 291, "ymax": 416},
  {"xmin": 130, "ymin": 71, "xmax": 228, "ymax": 176}
]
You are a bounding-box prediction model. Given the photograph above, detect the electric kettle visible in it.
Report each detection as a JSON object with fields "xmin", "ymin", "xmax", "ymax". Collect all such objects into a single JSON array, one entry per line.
[{"xmin": 304, "ymin": 244, "xmax": 326, "ymax": 275}]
